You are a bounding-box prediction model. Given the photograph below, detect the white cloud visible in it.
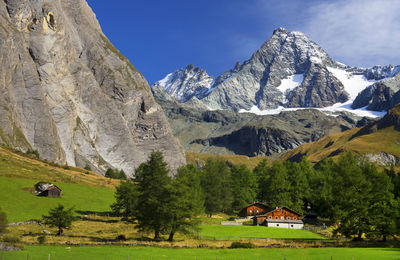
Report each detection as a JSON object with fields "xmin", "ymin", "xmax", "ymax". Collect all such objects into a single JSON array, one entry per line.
[{"xmin": 303, "ymin": 0, "xmax": 400, "ymax": 67}]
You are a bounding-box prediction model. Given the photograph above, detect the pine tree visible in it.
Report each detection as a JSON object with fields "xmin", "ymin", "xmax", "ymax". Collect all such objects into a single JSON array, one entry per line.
[
  {"xmin": 111, "ymin": 180, "xmax": 139, "ymax": 219},
  {"xmin": 201, "ymin": 158, "xmax": 232, "ymax": 216},
  {"xmin": 42, "ymin": 204, "xmax": 75, "ymax": 236},
  {"xmin": 285, "ymin": 159, "xmax": 311, "ymax": 213},
  {"xmin": 134, "ymin": 151, "xmax": 171, "ymax": 240},
  {"xmin": 231, "ymin": 164, "xmax": 257, "ymax": 211},
  {"xmin": 332, "ymin": 153, "xmax": 372, "ymax": 240},
  {"xmin": 260, "ymin": 161, "xmax": 291, "ymax": 209},
  {"xmin": 165, "ymin": 164, "xmax": 204, "ymax": 241}
]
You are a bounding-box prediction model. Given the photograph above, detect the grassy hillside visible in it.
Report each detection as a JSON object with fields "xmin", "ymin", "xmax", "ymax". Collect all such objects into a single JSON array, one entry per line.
[
  {"xmin": 0, "ymin": 146, "xmax": 118, "ymax": 222},
  {"xmin": 280, "ymin": 105, "xmax": 400, "ymax": 164},
  {"xmin": 186, "ymin": 152, "xmax": 268, "ymax": 170}
]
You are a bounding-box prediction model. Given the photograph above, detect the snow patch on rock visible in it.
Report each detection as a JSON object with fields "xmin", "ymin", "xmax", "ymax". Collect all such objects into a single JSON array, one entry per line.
[{"xmin": 327, "ymin": 67, "xmax": 376, "ymax": 99}]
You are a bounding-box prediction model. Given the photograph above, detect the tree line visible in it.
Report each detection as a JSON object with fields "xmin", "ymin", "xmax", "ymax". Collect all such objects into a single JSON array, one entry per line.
[{"xmin": 112, "ymin": 151, "xmax": 400, "ymax": 241}]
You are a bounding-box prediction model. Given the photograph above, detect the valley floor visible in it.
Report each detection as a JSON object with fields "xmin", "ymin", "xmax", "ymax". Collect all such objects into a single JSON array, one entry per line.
[{"xmin": 2, "ymin": 246, "xmax": 400, "ymax": 260}]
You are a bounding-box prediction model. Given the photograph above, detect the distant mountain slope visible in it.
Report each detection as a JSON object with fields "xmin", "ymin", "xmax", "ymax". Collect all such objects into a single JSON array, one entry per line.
[
  {"xmin": 280, "ymin": 104, "xmax": 400, "ymax": 165},
  {"xmin": 0, "ymin": 0, "xmax": 185, "ymax": 175},
  {"xmin": 154, "ymin": 28, "xmax": 399, "ymax": 113}
]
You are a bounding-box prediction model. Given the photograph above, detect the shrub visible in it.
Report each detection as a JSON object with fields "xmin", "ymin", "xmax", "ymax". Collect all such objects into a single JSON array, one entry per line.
[
  {"xmin": 229, "ymin": 242, "xmax": 255, "ymax": 249},
  {"xmin": 26, "ymin": 149, "xmax": 40, "ymax": 159},
  {"xmin": 115, "ymin": 234, "xmax": 127, "ymax": 241},
  {"xmin": 0, "ymin": 208, "xmax": 7, "ymax": 234},
  {"xmin": 84, "ymin": 164, "xmax": 91, "ymax": 171},
  {"xmin": 2, "ymin": 235, "xmax": 21, "ymax": 244},
  {"xmin": 37, "ymin": 235, "xmax": 47, "ymax": 244}
]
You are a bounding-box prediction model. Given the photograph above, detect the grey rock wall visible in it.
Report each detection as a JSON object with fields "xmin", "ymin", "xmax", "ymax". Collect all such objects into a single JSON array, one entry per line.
[{"xmin": 0, "ymin": 0, "xmax": 185, "ymax": 176}]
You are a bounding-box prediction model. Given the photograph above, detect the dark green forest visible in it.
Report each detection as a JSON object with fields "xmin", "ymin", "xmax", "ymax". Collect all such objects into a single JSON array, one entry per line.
[{"xmin": 112, "ymin": 151, "xmax": 400, "ymax": 241}]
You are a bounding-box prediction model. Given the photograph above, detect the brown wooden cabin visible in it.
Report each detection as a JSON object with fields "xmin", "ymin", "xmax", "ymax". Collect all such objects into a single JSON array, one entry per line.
[
  {"xmin": 239, "ymin": 202, "xmax": 269, "ymax": 217},
  {"xmin": 253, "ymin": 206, "xmax": 302, "ymax": 225},
  {"xmin": 34, "ymin": 182, "xmax": 62, "ymax": 197}
]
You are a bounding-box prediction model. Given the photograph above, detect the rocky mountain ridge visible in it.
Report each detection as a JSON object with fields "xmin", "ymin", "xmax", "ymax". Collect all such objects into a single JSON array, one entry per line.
[
  {"xmin": 154, "ymin": 28, "xmax": 399, "ymax": 113},
  {"xmin": 0, "ymin": 0, "xmax": 185, "ymax": 176}
]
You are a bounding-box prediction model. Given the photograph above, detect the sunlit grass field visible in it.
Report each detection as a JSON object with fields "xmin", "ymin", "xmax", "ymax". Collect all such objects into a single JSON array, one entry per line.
[
  {"xmin": 0, "ymin": 177, "xmax": 115, "ymax": 222},
  {"xmin": 2, "ymin": 246, "xmax": 400, "ymax": 260},
  {"xmin": 199, "ymin": 225, "xmax": 325, "ymax": 240}
]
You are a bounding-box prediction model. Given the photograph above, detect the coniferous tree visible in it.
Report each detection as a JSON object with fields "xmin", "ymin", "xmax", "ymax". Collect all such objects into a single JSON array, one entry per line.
[
  {"xmin": 134, "ymin": 151, "xmax": 171, "ymax": 240},
  {"xmin": 253, "ymin": 159, "xmax": 269, "ymax": 201},
  {"xmin": 259, "ymin": 161, "xmax": 291, "ymax": 209},
  {"xmin": 111, "ymin": 180, "xmax": 139, "ymax": 219},
  {"xmin": 331, "ymin": 154, "xmax": 372, "ymax": 240},
  {"xmin": 165, "ymin": 164, "xmax": 204, "ymax": 241},
  {"xmin": 365, "ymin": 162, "xmax": 399, "ymax": 241},
  {"xmin": 231, "ymin": 164, "xmax": 257, "ymax": 211},
  {"xmin": 42, "ymin": 204, "xmax": 75, "ymax": 236},
  {"xmin": 285, "ymin": 159, "xmax": 311, "ymax": 213},
  {"xmin": 201, "ymin": 158, "xmax": 232, "ymax": 216},
  {"xmin": 310, "ymin": 158, "xmax": 336, "ymax": 219}
]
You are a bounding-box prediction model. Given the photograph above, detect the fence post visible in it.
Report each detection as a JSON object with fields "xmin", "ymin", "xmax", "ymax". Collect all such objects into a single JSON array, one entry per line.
[{"xmin": 48, "ymin": 253, "xmax": 50, "ymax": 260}]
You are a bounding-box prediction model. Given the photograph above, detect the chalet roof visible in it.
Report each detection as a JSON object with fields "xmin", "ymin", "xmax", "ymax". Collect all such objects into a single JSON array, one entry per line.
[
  {"xmin": 34, "ymin": 182, "xmax": 62, "ymax": 192},
  {"xmin": 242, "ymin": 202, "xmax": 269, "ymax": 209},
  {"xmin": 262, "ymin": 206, "xmax": 303, "ymax": 217}
]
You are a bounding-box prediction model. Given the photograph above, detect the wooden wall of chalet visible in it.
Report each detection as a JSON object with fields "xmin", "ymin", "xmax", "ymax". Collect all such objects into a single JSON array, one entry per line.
[
  {"xmin": 254, "ymin": 207, "xmax": 301, "ymax": 225},
  {"xmin": 239, "ymin": 203, "xmax": 269, "ymax": 217}
]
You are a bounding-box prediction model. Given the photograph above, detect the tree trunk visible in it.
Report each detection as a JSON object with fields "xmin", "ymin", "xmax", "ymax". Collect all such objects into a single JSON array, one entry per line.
[
  {"xmin": 57, "ymin": 227, "xmax": 64, "ymax": 236},
  {"xmin": 167, "ymin": 230, "xmax": 175, "ymax": 242},
  {"xmin": 382, "ymin": 235, "xmax": 387, "ymax": 242},
  {"xmin": 154, "ymin": 230, "xmax": 160, "ymax": 240},
  {"xmin": 357, "ymin": 230, "xmax": 362, "ymax": 240}
]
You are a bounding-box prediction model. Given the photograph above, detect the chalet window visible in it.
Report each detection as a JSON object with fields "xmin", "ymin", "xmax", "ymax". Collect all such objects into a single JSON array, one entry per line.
[
  {"xmin": 275, "ymin": 217, "xmax": 278, "ymax": 219},
  {"xmin": 287, "ymin": 217, "xmax": 291, "ymax": 220},
  {"xmin": 294, "ymin": 217, "xmax": 297, "ymax": 220},
  {"xmin": 249, "ymin": 209, "xmax": 253, "ymax": 213},
  {"xmin": 256, "ymin": 209, "xmax": 259, "ymax": 213},
  {"xmin": 280, "ymin": 216, "xmax": 284, "ymax": 220},
  {"xmin": 268, "ymin": 216, "xmax": 272, "ymax": 219}
]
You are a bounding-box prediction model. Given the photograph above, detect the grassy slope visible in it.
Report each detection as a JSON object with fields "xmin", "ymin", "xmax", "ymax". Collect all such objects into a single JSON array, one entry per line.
[
  {"xmin": 0, "ymin": 146, "xmax": 118, "ymax": 222},
  {"xmin": 3, "ymin": 246, "xmax": 400, "ymax": 260},
  {"xmin": 280, "ymin": 126, "xmax": 400, "ymax": 164},
  {"xmin": 200, "ymin": 225, "xmax": 325, "ymax": 240},
  {"xmin": 0, "ymin": 177, "xmax": 115, "ymax": 222},
  {"xmin": 186, "ymin": 152, "xmax": 268, "ymax": 170}
]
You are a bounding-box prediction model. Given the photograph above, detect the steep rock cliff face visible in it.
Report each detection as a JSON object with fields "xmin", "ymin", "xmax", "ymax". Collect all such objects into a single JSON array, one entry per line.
[{"xmin": 0, "ymin": 0, "xmax": 185, "ymax": 175}]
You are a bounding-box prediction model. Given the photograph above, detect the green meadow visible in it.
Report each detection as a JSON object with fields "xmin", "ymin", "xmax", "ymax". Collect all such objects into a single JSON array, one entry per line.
[
  {"xmin": 2, "ymin": 246, "xmax": 400, "ymax": 260},
  {"xmin": 199, "ymin": 225, "xmax": 325, "ymax": 240},
  {"xmin": 0, "ymin": 177, "xmax": 115, "ymax": 222}
]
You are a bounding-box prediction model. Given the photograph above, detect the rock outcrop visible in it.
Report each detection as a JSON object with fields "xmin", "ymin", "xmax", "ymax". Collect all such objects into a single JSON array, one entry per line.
[
  {"xmin": 352, "ymin": 71, "xmax": 400, "ymax": 111},
  {"xmin": 0, "ymin": 0, "xmax": 185, "ymax": 176}
]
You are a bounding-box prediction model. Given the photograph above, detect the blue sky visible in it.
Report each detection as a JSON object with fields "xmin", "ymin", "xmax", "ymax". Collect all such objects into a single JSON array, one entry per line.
[{"xmin": 87, "ymin": 0, "xmax": 400, "ymax": 84}]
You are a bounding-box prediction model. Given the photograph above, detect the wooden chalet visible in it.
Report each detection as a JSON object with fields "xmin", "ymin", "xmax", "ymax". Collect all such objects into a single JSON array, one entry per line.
[
  {"xmin": 34, "ymin": 182, "xmax": 62, "ymax": 197},
  {"xmin": 239, "ymin": 202, "xmax": 269, "ymax": 217},
  {"xmin": 253, "ymin": 206, "xmax": 304, "ymax": 229}
]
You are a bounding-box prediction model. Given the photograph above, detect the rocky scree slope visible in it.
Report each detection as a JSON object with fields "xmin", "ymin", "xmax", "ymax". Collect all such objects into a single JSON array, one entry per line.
[
  {"xmin": 152, "ymin": 86, "xmax": 375, "ymax": 157},
  {"xmin": 154, "ymin": 28, "xmax": 399, "ymax": 112},
  {"xmin": 0, "ymin": 0, "xmax": 185, "ymax": 176},
  {"xmin": 280, "ymin": 103, "xmax": 400, "ymax": 165}
]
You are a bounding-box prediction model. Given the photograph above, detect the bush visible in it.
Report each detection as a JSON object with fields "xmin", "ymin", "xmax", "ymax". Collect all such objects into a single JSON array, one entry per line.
[
  {"xmin": 84, "ymin": 164, "xmax": 91, "ymax": 171},
  {"xmin": 0, "ymin": 208, "xmax": 7, "ymax": 234},
  {"xmin": 37, "ymin": 235, "xmax": 47, "ymax": 244},
  {"xmin": 115, "ymin": 234, "xmax": 127, "ymax": 241},
  {"xmin": 105, "ymin": 168, "xmax": 127, "ymax": 180},
  {"xmin": 26, "ymin": 149, "xmax": 40, "ymax": 159},
  {"xmin": 2, "ymin": 235, "xmax": 21, "ymax": 244},
  {"xmin": 229, "ymin": 242, "xmax": 255, "ymax": 249}
]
